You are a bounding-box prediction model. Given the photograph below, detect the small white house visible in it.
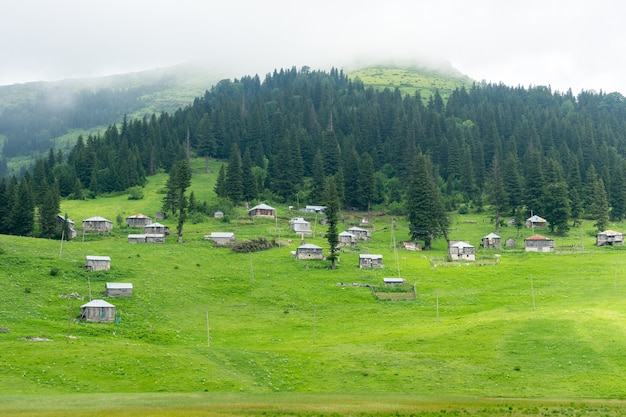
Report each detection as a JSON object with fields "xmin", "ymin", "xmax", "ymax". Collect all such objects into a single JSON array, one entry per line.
[
  {"xmin": 449, "ymin": 241, "xmax": 476, "ymax": 261},
  {"xmin": 204, "ymin": 232, "xmax": 235, "ymax": 246},
  {"xmin": 359, "ymin": 254, "xmax": 383, "ymax": 268},
  {"xmin": 248, "ymin": 204, "xmax": 276, "ymax": 218},
  {"xmin": 127, "ymin": 234, "xmax": 165, "ymax": 244},
  {"xmin": 296, "ymin": 243, "xmax": 324, "ymax": 260},
  {"xmin": 290, "ymin": 218, "xmax": 312, "ymax": 234},
  {"xmin": 302, "ymin": 205, "xmax": 326, "ymax": 213},
  {"xmin": 85, "ymin": 255, "xmax": 111, "ymax": 271},
  {"xmin": 526, "ymin": 215, "xmax": 547, "ymax": 228},
  {"xmin": 106, "ymin": 282, "xmax": 133, "ymax": 297},
  {"xmin": 80, "ymin": 299, "xmax": 116, "ymax": 322}
]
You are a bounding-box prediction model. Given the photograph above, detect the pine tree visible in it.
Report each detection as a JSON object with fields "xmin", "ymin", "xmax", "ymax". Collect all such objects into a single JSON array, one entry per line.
[
  {"xmin": 39, "ymin": 180, "xmax": 60, "ymax": 238},
  {"xmin": 485, "ymin": 155, "xmax": 508, "ymax": 233},
  {"xmin": 9, "ymin": 175, "xmax": 35, "ymax": 236},
  {"xmin": 214, "ymin": 164, "xmax": 228, "ymax": 198},
  {"xmin": 226, "ymin": 143, "xmax": 244, "ymax": 205},
  {"xmin": 406, "ymin": 153, "xmax": 449, "ymax": 250},
  {"xmin": 323, "ymin": 176, "xmax": 340, "ymax": 270},
  {"xmin": 590, "ymin": 178, "xmax": 610, "ymax": 232},
  {"xmin": 309, "ymin": 150, "xmax": 326, "ymax": 203},
  {"xmin": 196, "ymin": 113, "xmax": 216, "ymax": 173},
  {"xmin": 358, "ymin": 152, "xmax": 375, "ymax": 211},
  {"xmin": 241, "ymin": 148, "xmax": 258, "ymax": 202},
  {"xmin": 162, "ymin": 160, "xmax": 192, "ymax": 242},
  {"xmin": 542, "ymin": 159, "xmax": 570, "ymax": 234}
]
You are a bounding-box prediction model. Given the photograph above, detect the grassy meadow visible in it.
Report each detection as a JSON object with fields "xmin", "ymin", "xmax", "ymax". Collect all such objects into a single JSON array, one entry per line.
[{"xmin": 2, "ymin": 158, "xmax": 626, "ymax": 415}]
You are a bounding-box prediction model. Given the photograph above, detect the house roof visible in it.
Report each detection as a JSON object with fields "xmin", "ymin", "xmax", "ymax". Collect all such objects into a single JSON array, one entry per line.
[
  {"xmin": 290, "ymin": 217, "xmax": 310, "ymax": 224},
  {"xmin": 83, "ymin": 216, "xmax": 111, "ymax": 222},
  {"xmin": 145, "ymin": 222, "xmax": 166, "ymax": 228},
  {"xmin": 383, "ymin": 277, "xmax": 404, "ymax": 283},
  {"xmin": 57, "ymin": 215, "xmax": 75, "ymax": 225},
  {"xmin": 208, "ymin": 232, "xmax": 234, "ymax": 238},
  {"xmin": 347, "ymin": 226, "xmax": 368, "ymax": 232},
  {"xmin": 483, "ymin": 233, "xmax": 500, "ymax": 239},
  {"xmin": 81, "ymin": 299, "xmax": 115, "ymax": 308},
  {"xmin": 360, "ymin": 254, "xmax": 382, "ymax": 259},
  {"xmin": 128, "ymin": 234, "xmax": 147, "ymax": 238},
  {"xmin": 339, "ymin": 231, "xmax": 356, "ymax": 236},
  {"xmin": 249, "ymin": 203, "xmax": 275, "ymax": 211},
  {"xmin": 86, "ymin": 255, "xmax": 111, "ymax": 261},
  {"xmin": 297, "ymin": 243, "xmax": 322, "ymax": 249},
  {"xmin": 527, "ymin": 215, "xmax": 546, "ymax": 223},
  {"xmin": 106, "ymin": 283, "xmax": 133, "ymax": 289},
  {"xmin": 126, "ymin": 213, "xmax": 151, "ymax": 219},
  {"xmin": 525, "ymin": 234, "xmax": 552, "ymax": 241},
  {"xmin": 598, "ymin": 230, "xmax": 623, "ymax": 236},
  {"xmin": 451, "ymin": 241, "xmax": 474, "ymax": 248}
]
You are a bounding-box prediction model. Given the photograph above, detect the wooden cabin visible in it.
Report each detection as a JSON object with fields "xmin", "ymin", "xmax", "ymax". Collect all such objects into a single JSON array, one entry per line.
[
  {"xmin": 359, "ymin": 254, "xmax": 383, "ymax": 268},
  {"xmin": 56, "ymin": 215, "xmax": 77, "ymax": 240},
  {"xmin": 296, "ymin": 243, "xmax": 324, "ymax": 260},
  {"xmin": 204, "ymin": 232, "xmax": 235, "ymax": 246},
  {"xmin": 526, "ymin": 215, "xmax": 547, "ymax": 228},
  {"xmin": 481, "ymin": 233, "xmax": 501, "ymax": 249},
  {"xmin": 524, "ymin": 234, "xmax": 555, "ymax": 252},
  {"xmin": 505, "ymin": 237, "xmax": 517, "ymax": 248},
  {"xmin": 126, "ymin": 213, "xmax": 152, "ymax": 228},
  {"xmin": 596, "ymin": 230, "xmax": 624, "ymax": 246},
  {"xmin": 85, "ymin": 255, "xmax": 111, "ymax": 271},
  {"xmin": 347, "ymin": 226, "xmax": 371, "ymax": 241},
  {"xmin": 302, "ymin": 205, "xmax": 326, "ymax": 213},
  {"xmin": 290, "ymin": 218, "xmax": 312, "ymax": 234},
  {"xmin": 127, "ymin": 234, "xmax": 165, "ymax": 244},
  {"xmin": 248, "ymin": 203, "xmax": 276, "ymax": 218},
  {"xmin": 80, "ymin": 299, "xmax": 116, "ymax": 322},
  {"xmin": 214, "ymin": 211, "xmax": 224, "ymax": 219},
  {"xmin": 338, "ymin": 231, "xmax": 357, "ymax": 246},
  {"xmin": 82, "ymin": 216, "xmax": 113, "ymax": 232},
  {"xmin": 449, "ymin": 241, "xmax": 476, "ymax": 261},
  {"xmin": 383, "ymin": 277, "xmax": 405, "ymax": 286},
  {"xmin": 105, "ymin": 282, "xmax": 133, "ymax": 297},
  {"xmin": 143, "ymin": 222, "xmax": 169, "ymax": 235}
]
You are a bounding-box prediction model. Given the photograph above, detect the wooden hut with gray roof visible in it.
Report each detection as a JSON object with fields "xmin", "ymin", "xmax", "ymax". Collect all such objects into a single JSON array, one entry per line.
[
  {"xmin": 126, "ymin": 213, "xmax": 152, "ymax": 228},
  {"xmin": 449, "ymin": 241, "xmax": 476, "ymax": 261},
  {"xmin": 143, "ymin": 222, "xmax": 169, "ymax": 235},
  {"xmin": 85, "ymin": 255, "xmax": 111, "ymax": 271},
  {"xmin": 359, "ymin": 254, "xmax": 383, "ymax": 268},
  {"xmin": 80, "ymin": 299, "xmax": 116, "ymax": 322},
  {"xmin": 524, "ymin": 234, "xmax": 554, "ymax": 252},
  {"xmin": 248, "ymin": 203, "xmax": 276, "ymax": 218},
  {"xmin": 596, "ymin": 230, "xmax": 624, "ymax": 246},
  {"xmin": 82, "ymin": 216, "xmax": 113, "ymax": 232},
  {"xmin": 481, "ymin": 233, "xmax": 501, "ymax": 249},
  {"xmin": 296, "ymin": 243, "xmax": 324, "ymax": 260}
]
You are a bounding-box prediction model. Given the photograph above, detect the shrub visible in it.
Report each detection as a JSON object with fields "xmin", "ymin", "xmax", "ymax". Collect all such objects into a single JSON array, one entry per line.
[
  {"xmin": 128, "ymin": 186, "xmax": 144, "ymax": 200},
  {"xmin": 231, "ymin": 237, "xmax": 278, "ymax": 253}
]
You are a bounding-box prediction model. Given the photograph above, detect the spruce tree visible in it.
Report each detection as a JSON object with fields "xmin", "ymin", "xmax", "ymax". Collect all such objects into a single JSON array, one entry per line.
[
  {"xmin": 406, "ymin": 153, "xmax": 449, "ymax": 250},
  {"xmin": 10, "ymin": 175, "xmax": 35, "ymax": 236},
  {"xmin": 358, "ymin": 152, "xmax": 375, "ymax": 211},
  {"xmin": 39, "ymin": 180, "xmax": 60, "ymax": 238},
  {"xmin": 214, "ymin": 164, "xmax": 228, "ymax": 198},
  {"xmin": 323, "ymin": 176, "xmax": 340, "ymax": 269},
  {"xmin": 226, "ymin": 143, "xmax": 244, "ymax": 205},
  {"xmin": 241, "ymin": 147, "xmax": 258, "ymax": 202},
  {"xmin": 485, "ymin": 155, "xmax": 508, "ymax": 233}
]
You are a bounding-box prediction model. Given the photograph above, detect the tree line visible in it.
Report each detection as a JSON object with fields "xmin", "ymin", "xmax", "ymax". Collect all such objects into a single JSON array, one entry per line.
[{"xmin": 2, "ymin": 66, "xmax": 626, "ymax": 245}]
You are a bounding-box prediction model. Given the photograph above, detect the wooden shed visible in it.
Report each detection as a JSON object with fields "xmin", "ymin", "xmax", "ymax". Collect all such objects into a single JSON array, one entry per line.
[
  {"xmin": 126, "ymin": 213, "xmax": 152, "ymax": 228},
  {"xmin": 85, "ymin": 255, "xmax": 111, "ymax": 271},
  {"xmin": 290, "ymin": 218, "xmax": 312, "ymax": 234},
  {"xmin": 106, "ymin": 282, "xmax": 133, "ymax": 297},
  {"xmin": 143, "ymin": 222, "xmax": 169, "ymax": 235},
  {"xmin": 214, "ymin": 211, "xmax": 224, "ymax": 219},
  {"xmin": 82, "ymin": 216, "xmax": 113, "ymax": 232},
  {"xmin": 359, "ymin": 254, "xmax": 383, "ymax": 268},
  {"xmin": 339, "ymin": 231, "xmax": 357, "ymax": 246},
  {"xmin": 524, "ymin": 234, "xmax": 554, "ymax": 252},
  {"xmin": 596, "ymin": 230, "xmax": 624, "ymax": 246},
  {"xmin": 80, "ymin": 299, "xmax": 116, "ymax": 322},
  {"xmin": 505, "ymin": 237, "xmax": 517, "ymax": 248},
  {"xmin": 204, "ymin": 232, "xmax": 235, "ymax": 246},
  {"xmin": 526, "ymin": 215, "xmax": 547, "ymax": 228},
  {"xmin": 296, "ymin": 243, "xmax": 324, "ymax": 260},
  {"xmin": 56, "ymin": 215, "xmax": 77, "ymax": 240},
  {"xmin": 449, "ymin": 241, "xmax": 476, "ymax": 261},
  {"xmin": 248, "ymin": 203, "xmax": 276, "ymax": 218},
  {"xmin": 302, "ymin": 205, "xmax": 326, "ymax": 213},
  {"xmin": 481, "ymin": 233, "xmax": 501, "ymax": 249},
  {"xmin": 126, "ymin": 233, "xmax": 165, "ymax": 244},
  {"xmin": 383, "ymin": 277, "xmax": 405, "ymax": 286},
  {"xmin": 347, "ymin": 226, "xmax": 371, "ymax": 240}
]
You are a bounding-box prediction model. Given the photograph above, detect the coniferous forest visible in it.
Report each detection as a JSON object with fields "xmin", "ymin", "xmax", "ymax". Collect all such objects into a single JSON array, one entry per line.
[{"xmin": 2, "ymin": 66, "xmax": 626, "ymax": 241}]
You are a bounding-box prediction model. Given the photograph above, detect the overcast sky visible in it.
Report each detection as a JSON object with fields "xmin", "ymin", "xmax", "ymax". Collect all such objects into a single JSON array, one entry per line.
[{"xmin": 2, "ymin": 0, "xmax": 625, "ymax": 94}]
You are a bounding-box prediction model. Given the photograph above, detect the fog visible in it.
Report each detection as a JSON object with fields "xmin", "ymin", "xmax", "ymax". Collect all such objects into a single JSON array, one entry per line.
[{"xmin": 2, "ymin": 0, "xmax": 625, "ymax": 94}]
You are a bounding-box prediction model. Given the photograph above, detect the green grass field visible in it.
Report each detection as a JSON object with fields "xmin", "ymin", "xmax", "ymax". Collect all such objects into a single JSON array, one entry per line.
[{"xmin": 2, "ymin": 159, "xmax": 626, "ymax": 415}]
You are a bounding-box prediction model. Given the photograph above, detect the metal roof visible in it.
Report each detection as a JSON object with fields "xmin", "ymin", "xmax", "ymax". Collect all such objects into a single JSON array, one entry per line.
[
  {"xmin": 83, "ymin": 216, "xmax": 111, "ymax": 222},
  {"xmin": 360, "ymin": 254, "xmax": 383, "ymax": 259},
  {"xmin": 81, "ymin": 299, "xmax": 115, "ymax": 308},
  {"xmin": 85, "ymin": 255, "xmax": 110, "ymax": 261},
  {"xmin": 298, "ymin": 244, "xmax": 322, "ymax": 249},
  {"xmin": 249, "ymin": 203, "xmax": 275, "ymax": 211},
  {"xmin": 106, "ymin": 283, "xmax": 133, "ymax": 289},
  {"xmin": 208, "ymin": 232, "xmax": 234, "ymax": 238}
]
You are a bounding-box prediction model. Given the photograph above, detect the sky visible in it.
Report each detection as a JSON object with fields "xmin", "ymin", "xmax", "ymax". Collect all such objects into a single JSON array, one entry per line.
[{"xmin": 2, "ymin": 0, "xmax": 625, "ymax": 94}]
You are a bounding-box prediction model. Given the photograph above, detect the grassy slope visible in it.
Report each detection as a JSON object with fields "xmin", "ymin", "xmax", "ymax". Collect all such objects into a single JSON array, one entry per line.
[{"xmin": 2, "ymin": 158, "xmax": 626, "ymax": 416}]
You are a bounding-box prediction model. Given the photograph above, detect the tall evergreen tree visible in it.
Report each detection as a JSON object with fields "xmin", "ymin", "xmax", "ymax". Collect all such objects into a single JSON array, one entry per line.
[
  {"xmin": 590, "ymin": 177, "xmax": 610, "ymax": 232},
  {"xmin": 358, "ymin": 152, "xmax": 376, "ymax": 211},
  {"xmin": 214, "ymin": 163, "xmax": 228, "ymax": 198},
  {"xmin": 484, "ymin": 155, "xmax": 508, "ymax": 232},
  {"xmin": 406, "ymin": 153, "xmax": 449, "ymax": 250},
  {"xmin": 542, "ymin": 159, "xmax": 570, "ymax": 234},
  {"xmin": 162, "ymin": 160, "xmax": 192, "ymax": 242},
  {"xmin": 241, "ymin": 147, "xmax": 258, "ymax": 202},
  {"xmin": 9, "ymin": 175, "xmax": 35, "ymax": 236},
  {"xmin": 309, "ymin": 150, "xmax": 326, "ymax": 204},
  {"xmin": 323, "ymin": 176, "xmax": 340, "ymax": 270},
  {"xmin": 39, "ymin": 180, "xmax": 60, "ymax": 238},
  {"xmin": 226, "ymin": 143, "xmax": 244, "ymax": 205}
]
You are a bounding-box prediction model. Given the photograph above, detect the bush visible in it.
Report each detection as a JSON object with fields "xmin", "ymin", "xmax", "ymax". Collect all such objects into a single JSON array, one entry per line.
[
  {"xmin": 128, "ymin": 186, "xmax": 144, "ymax": 200},
  {"xmin": 231, "ymin": 237, "xmax": 278, "ymax": 253}
]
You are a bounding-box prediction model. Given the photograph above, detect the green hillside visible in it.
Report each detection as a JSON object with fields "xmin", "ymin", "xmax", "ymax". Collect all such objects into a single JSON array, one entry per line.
[
  {"xmin": 348, "ymin": 66, "xmax": 473, "ymax": 99},
  {"xmin": 2, "ymin": 159, "xmax": 626, "ymax": 414}
]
